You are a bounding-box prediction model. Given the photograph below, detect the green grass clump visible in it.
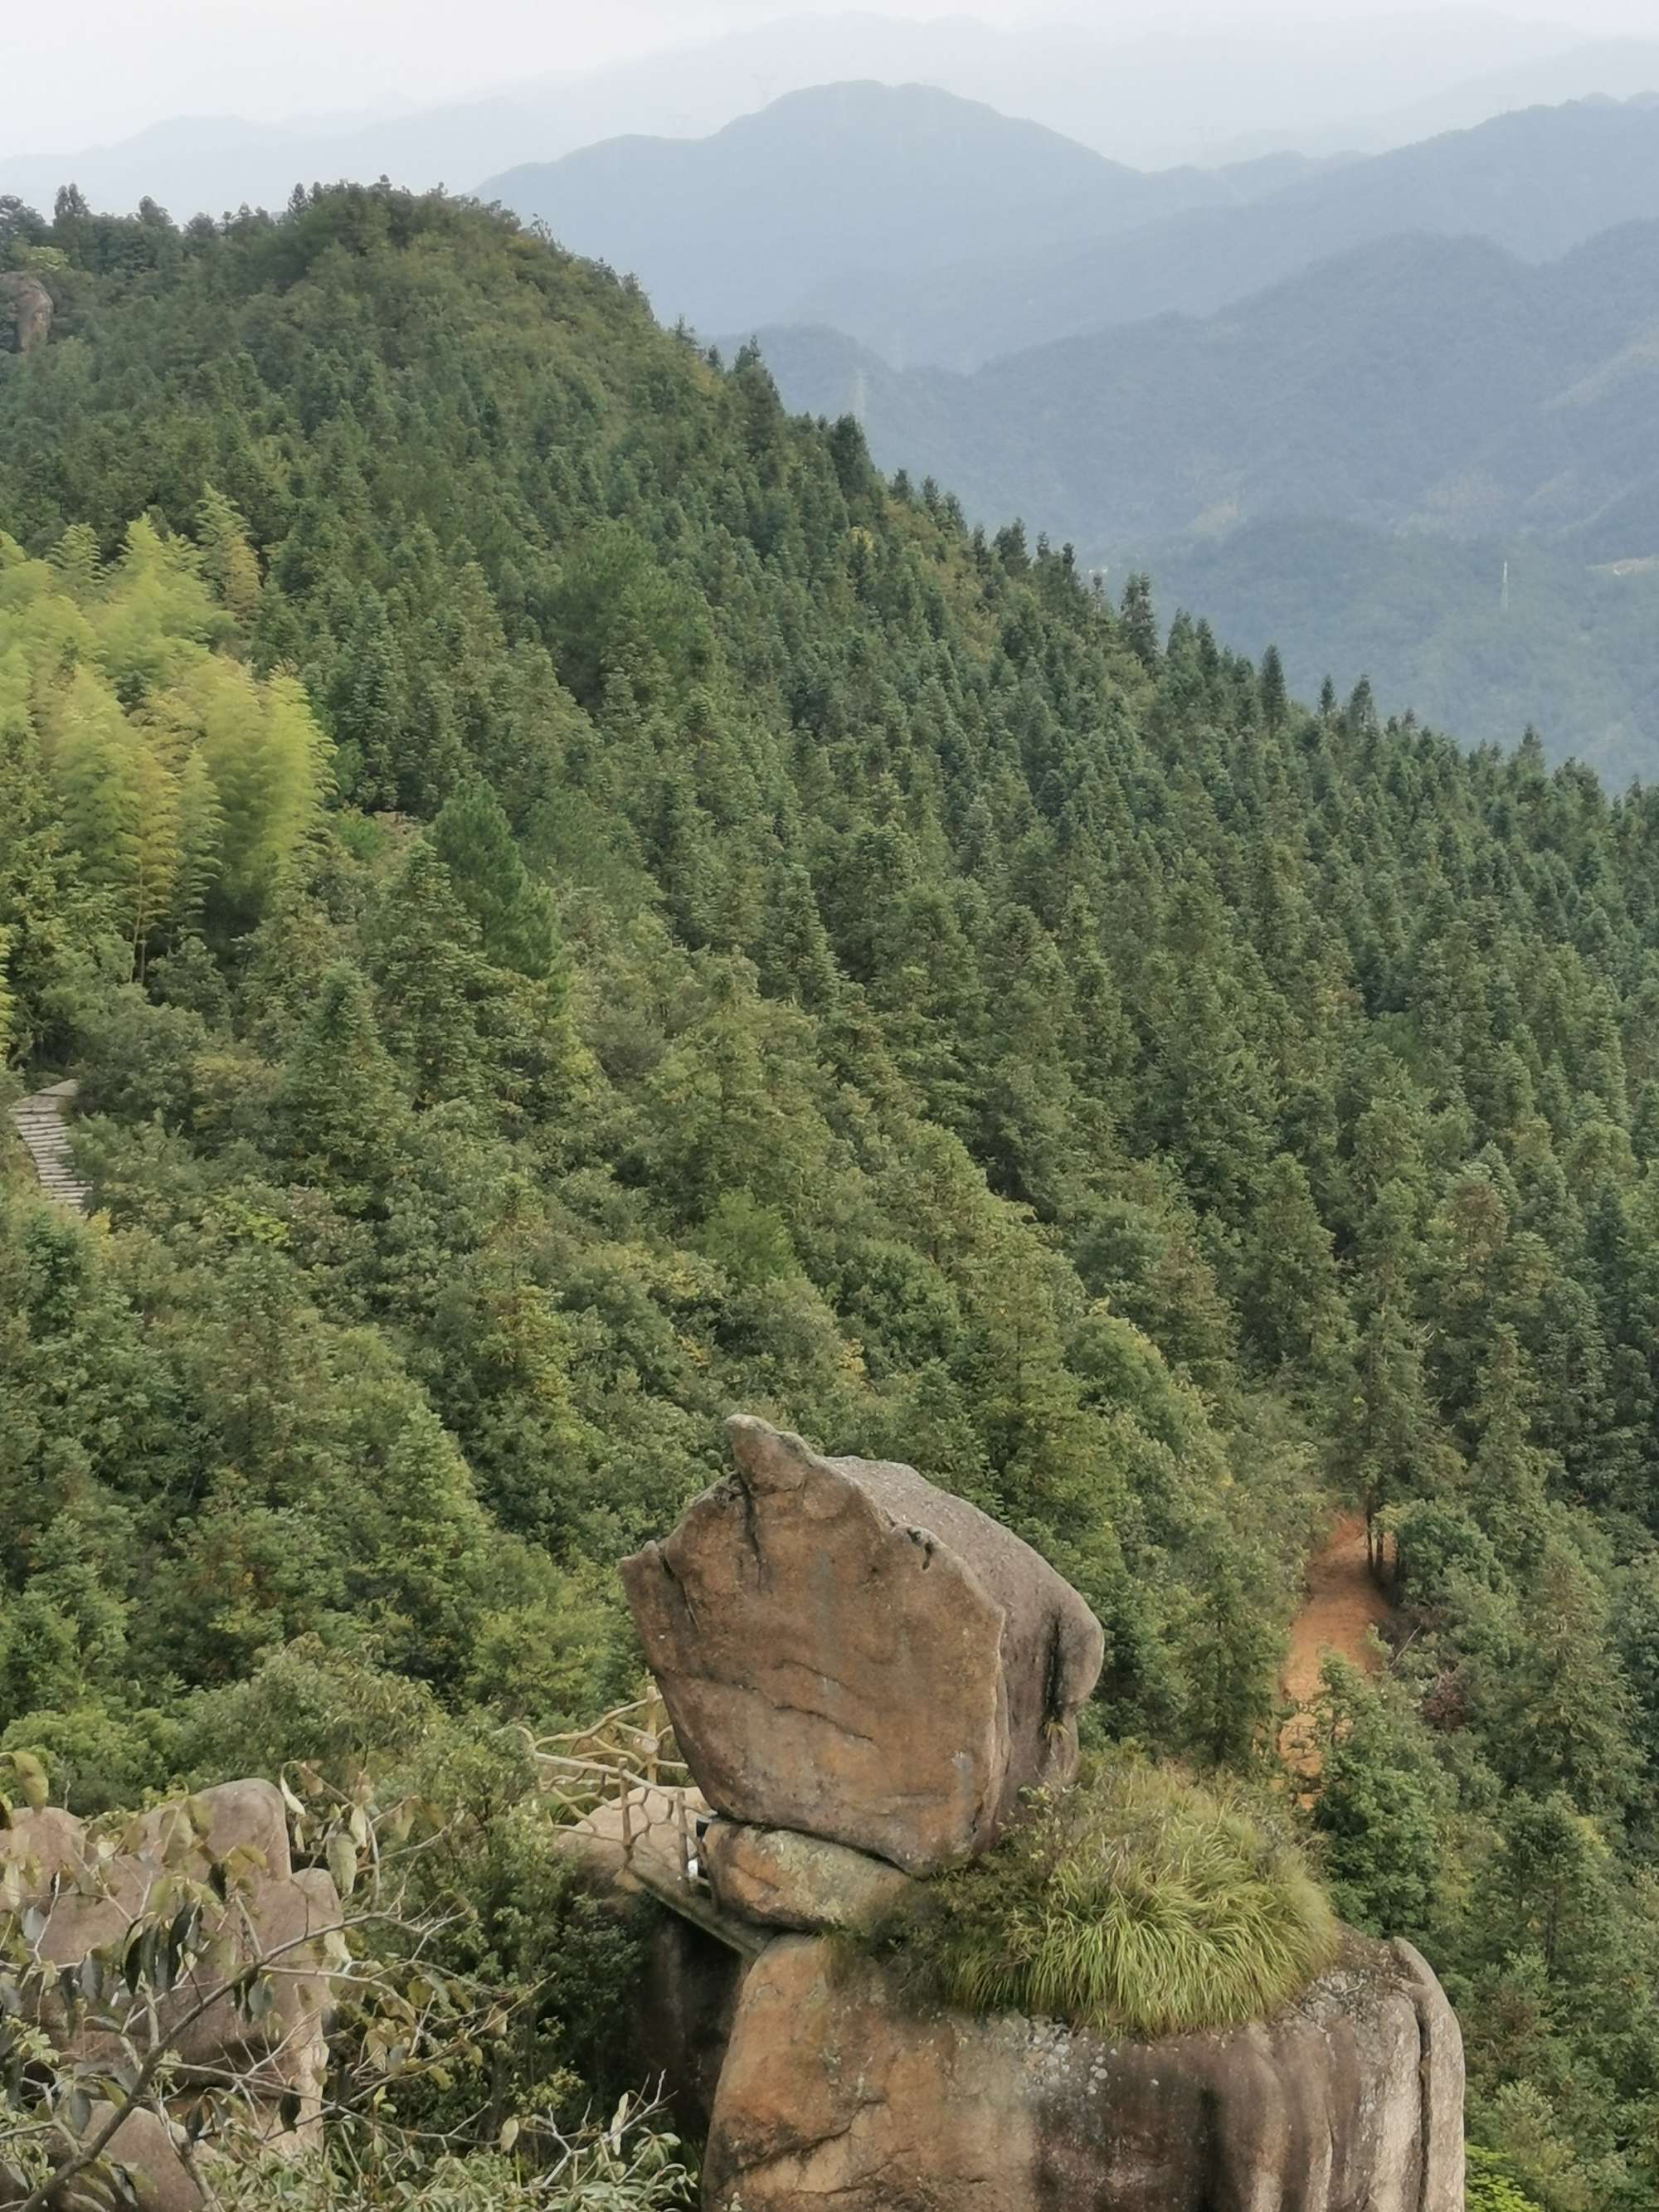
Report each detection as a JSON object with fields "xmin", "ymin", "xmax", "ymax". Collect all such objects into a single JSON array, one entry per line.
[{"xmin": 870, "ymin": 1758, "xmax": 1338, "ymax": 2039}]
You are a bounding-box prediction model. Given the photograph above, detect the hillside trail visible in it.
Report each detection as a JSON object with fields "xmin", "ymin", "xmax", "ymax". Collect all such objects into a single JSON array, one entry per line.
[
  {"xmin": 9, "ymin": 1079, "xmax": 90, "ymax": 1215},
  {"xmin": 1278, "ymin": 1511, "xmax": 1398, "ymax": 1784}
]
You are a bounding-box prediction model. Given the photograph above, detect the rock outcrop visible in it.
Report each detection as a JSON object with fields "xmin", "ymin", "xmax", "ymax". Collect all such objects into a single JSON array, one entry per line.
[
  {"xmin": 0, "ymin": 271, "xmax": 52, "ymax": 354},
  {"xmin": 0, "ymin": 1781, "xmax": 340, "ymax": 2211},
  {"xmin": 621, "ymin": 1415, "xmax": 1106, "ymax": 1874},
  {"xmin": 602, "ymin": 1413, "xmax": 1467, "ymax": 2210},
  {"xmin": 705, "ymin": 1933, "xmax": 1464, "ymax": 2212}
]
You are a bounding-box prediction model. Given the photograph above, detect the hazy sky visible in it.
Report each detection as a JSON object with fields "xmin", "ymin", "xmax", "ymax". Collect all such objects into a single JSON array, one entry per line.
[{"xmin": 11, "ymin": 0, "xmax": 1659, "ymax": 153}]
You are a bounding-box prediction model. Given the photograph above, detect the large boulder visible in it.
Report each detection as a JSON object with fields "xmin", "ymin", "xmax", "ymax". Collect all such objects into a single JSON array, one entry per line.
[
  {"xmin": 703, "ymin": 1932, "xmax": 1464, "ymax": 2212},
  {"xmin": 0, "ymin": 272, "xmax": 52, "ymax": 354},
  {"xmin": 621, "ymin": 1416, "xmax": 1105, "ymax": 1874},
  {"xmin": 0, "ymin": 1782, "xmax": 340, "ymax": 2211}
]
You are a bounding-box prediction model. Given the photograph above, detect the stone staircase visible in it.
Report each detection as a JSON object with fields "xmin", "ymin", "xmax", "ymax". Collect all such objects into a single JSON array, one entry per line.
[{"xmin": 9, "ymin": 1079, "xmax": 90, "ymax": 1213}]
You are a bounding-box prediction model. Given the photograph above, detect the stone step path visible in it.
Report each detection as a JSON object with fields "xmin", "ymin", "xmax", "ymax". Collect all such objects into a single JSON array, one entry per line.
[{"xmin": 9, "ymin": 1079, "xmax": 90, "ymax": 1214}]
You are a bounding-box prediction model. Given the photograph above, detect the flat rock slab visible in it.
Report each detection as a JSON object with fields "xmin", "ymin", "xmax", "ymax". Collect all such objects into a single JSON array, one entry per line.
[
  {"xmin": 703, "ymin": 1821, "xmax": 913, "ymax": 1933},
  {"xmin": 622, "ymin": 1416, "xmax": 1104, "ymax": 1874},
  {"xmin": 703, "ymin": 1933, "xmax": 1465, "ymax": 2212}
]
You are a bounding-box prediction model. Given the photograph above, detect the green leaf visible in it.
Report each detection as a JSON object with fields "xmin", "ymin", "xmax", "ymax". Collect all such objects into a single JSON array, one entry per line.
[{"xmin": 11, "ymin": 1754, "xmax": 48, "ymax": 1812}]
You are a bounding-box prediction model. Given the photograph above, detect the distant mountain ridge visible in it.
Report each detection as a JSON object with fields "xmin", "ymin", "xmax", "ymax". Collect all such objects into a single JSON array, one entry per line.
[
  {"xmin": 771, "ymin": 92, "xmax": 1659, "ymax": 367},
  {"xmin": 748, "ymin": 216, "xmax": 1659, "ymax": 777},
  {"xmin": 0, "ymin": 8, "xmax": 1636, "ymax": 221},
  {"xmin": 477, "ymin": 83, "xmax": 1332, "ymax": 338}
]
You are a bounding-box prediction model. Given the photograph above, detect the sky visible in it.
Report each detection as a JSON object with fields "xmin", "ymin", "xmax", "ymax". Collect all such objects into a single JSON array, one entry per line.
[{"xmin": 10, "ymin": 0, "xmax": 1659, "ymax": 153}]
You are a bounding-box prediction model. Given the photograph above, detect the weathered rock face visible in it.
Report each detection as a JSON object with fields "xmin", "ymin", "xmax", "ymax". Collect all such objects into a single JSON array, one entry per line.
[
  {"xmin": 704, "ymin": 1933, "xmax": 1465, "ymax": 2212},
  {"xmin": 0, "ymin": 1782, "xmax": 340, "ymax": 2212},
  {"xmin": 611, "ymin": 1413, "xmax": 1467, "ymax": 2209},
  {"xmin": 0, "ymin": 271, "xmax": 52, "ymax": 354},
  {"xmin": 703, "ymin": 1821, "xmax": 913, "ymax": 1934},
  {"xmin": 621, "ymin": 1415, "xmax": 1105, "ymax": 1874}
]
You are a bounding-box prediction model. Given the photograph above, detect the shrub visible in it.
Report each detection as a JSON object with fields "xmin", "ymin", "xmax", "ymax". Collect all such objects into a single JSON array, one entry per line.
[
  {"xmin": 1466, "ymin": 2146, "xmax": 1547, "ymax": 2212},
  {"xmin": 869, "ymin": 1757, "xmax": 1338, "ymax": 2038}
]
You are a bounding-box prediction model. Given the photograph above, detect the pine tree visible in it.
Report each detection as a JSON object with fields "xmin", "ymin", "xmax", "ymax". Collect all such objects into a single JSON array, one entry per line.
[
  {"xmin": 1259, "ymin": 643, "xmax": 1289, "ymax": 731},
  {"xmin": 1238, "ymin": 1152, "xmax": 1351, "ymax": 1383},
  {"xmin": 1119, "ymin": 572, "xmax": 1160, "ymax": 670},
  {"xmin": 431, "ymin": 781, "xmax": 563, "ymax": 984},
  {"xmin": 365, "ymin": 840, "xmax": 495, "ymax": 1109},
  {"xmin": 277, "ymin": 961, "xmax": 406, "ymax": 1205}
]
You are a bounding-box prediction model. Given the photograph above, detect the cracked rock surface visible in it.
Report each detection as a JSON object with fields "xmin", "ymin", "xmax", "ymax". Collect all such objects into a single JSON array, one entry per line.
[{"xmin": 620, "ymin": 1416, "xmax": 1105, "ymax": 1875}]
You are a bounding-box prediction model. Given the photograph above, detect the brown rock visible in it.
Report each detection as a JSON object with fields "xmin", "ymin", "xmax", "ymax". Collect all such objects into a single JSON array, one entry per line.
[
  {"xmin": 563, "ymin": 1781, "xmax": 712, "ymax": 1899},
  {"xmin": 2, "ymin": 1784, "xmax": 339, "ymax": 2209},
  {"xmin": 703, "ymin": 1821, "xmax": 912, "ymax": 1933},
  {"xmin": 0, "ymin": 1804, "xmax": 85, "ymax": 1884},
  {"xmin": 0, "ymin": 272, "xmax": 52, "ymax": 355},
  {"xmin": 703, "ymin": 1933, "xmax": 1465, "ymax": 2212},
  {"xmin": 0, "ymin": 2104, "xmax": 206, "ymax": 2212},
  {"xmin": 621, "ymin": 1416, "xmax": 1104, "ymax": 1874}
]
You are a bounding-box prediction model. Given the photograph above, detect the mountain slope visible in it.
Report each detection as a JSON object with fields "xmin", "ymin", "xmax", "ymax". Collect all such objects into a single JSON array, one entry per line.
[
  {"xmin": 797, "ymin": 94, "xmax": 1659, "ymax": 369},
  {"xmin": 1151, "ymin": 518, "xmax": 1659, "ymax": 783},
  {"xmin": 1288, "ymin": 33, "xmax": 1659, "ymax": 159},
  {"xmin": 476, "ymin": 82, "xmax": 1300, "ymax": 338},
  {"xmin": 752, "ymin": 223, "xmax": 1659, "ymax": 555},
  {"xmin": 750, "ymin": 221, "xmax": 1659, "ymax": 767},
  {"xmin": 6, "ymin": 182, "xmax": 1659, "ymax": 2210}
]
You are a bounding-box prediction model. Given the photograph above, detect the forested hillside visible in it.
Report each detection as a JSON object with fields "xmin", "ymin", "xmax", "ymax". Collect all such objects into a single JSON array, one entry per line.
[
  {"xmin": 752, "ymin": 220, "xmax": 1659, "ymax": 773},
  {"xmin": 5, "ymin": 186, "xmax": 1659, "ymax": 2207},
  {"xmin": 1150, "ymin": 520, "xmax": 1659, "ymax": 790},
  {"xmin": 751, "ymin": 222, "xmax": 1659, "ymax": 554}
]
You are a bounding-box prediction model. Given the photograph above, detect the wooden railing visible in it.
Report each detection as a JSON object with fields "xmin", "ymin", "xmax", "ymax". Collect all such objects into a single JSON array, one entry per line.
[
  {"xmin": 530, "ymin": 1694, "xmax": 702, "ymax": 1884},
  {"xmin": 529, "ymin": 1696, "xmax": 767, "ymax": 1957}
]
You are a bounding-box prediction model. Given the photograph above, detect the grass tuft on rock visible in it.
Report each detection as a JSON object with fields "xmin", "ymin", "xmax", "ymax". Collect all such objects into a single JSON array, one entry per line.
[{"xmin": 868, "ymin": 1758, "xmax": 1339, "ymax": 2039}]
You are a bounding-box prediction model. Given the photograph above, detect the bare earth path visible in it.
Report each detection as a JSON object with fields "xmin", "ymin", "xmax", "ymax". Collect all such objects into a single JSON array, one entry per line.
[{"xmin": 1279, "ymin": 1511, "xmax": 1397, "ymax": 1779}]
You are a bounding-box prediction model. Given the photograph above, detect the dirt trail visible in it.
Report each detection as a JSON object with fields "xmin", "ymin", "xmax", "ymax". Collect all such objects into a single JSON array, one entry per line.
[{"xmin": 1279, "ymin": 1512, "xmax": 1397, "ymax": 1780}]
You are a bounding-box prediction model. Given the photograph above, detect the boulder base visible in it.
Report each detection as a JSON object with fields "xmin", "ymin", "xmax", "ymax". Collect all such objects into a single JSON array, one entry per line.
[
  {"xmin": 703, "ymin": 1933, "xmax": 1464, "ymax": 2212},
  {"xmin": 621, "ymin": 1416, "xmax": 1105, "ymax": 1874}
]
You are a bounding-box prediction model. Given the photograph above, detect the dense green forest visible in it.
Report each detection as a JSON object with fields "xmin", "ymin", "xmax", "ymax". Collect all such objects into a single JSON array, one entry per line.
[
  {"xmin": 750, "ymin": 216, "xmax": 1659, "ymax": 775},
  {"xmin": 1152, "ymin": 520, "xmax": 1659, "ymax": 787},
  {"xmin": 4, "ymin": 183, "xmax": 1659, "ymax": 2208}
]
